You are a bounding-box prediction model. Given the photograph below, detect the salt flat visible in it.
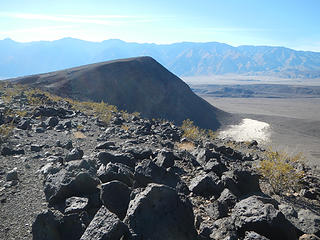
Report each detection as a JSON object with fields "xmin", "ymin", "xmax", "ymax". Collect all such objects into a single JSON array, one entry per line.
[
  {"xmin": 203, "ymin": 96, "xmax": 320, "ymax": 168},
  {"xmin": 218, "ymin": 118, "xmax": 271, "ymax": 143}
]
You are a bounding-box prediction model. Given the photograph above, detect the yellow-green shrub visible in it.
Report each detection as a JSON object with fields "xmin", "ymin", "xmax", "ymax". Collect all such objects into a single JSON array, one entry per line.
[
  {"xmin": 257, "ymin": 148, "xmax": 304, "ymax": 194},
  {"xmin": 181, "ymin": 119, "xmax": 217, "ymax": 141},
  {"xmin": 0, "ymin": 122, "xmax": 14, "ymax": 144},
  {"xmin": 181, "ymin": 119, "xmax": 202, "ymax": 140}
]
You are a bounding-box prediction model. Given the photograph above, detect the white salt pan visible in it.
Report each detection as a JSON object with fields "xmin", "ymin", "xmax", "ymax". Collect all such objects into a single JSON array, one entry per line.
[{"xmin": 218, "ymin": 118, "xmax": 270, "ymax": 143}]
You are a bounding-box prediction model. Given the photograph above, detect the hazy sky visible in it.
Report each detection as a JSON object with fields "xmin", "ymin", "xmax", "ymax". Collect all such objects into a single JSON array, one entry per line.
[{"xmin": 1, "ymin": 0, "xmax": 319, "ymax": 51}]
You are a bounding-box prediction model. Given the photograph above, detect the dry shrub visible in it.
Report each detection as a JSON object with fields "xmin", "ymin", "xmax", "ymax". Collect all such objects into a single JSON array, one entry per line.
[
  {"xmin": 181, "ymin": 119, "xmax": 203, "ymax": 140},
  {"xmin": 257, "ymin": 148, "xmax": 304, "ymax": 194},
  {"xmin": 176, "ymin": 141, "xmax": 195, "ymax": 151},
  {"xmin": 121, "ymin": 124, "xmax": 130, "ymax": 131},
  {"xmin": 73, "ymin": 131, "xmax": 86, "ymax": 139},
  {"xmin": 181, "ymin": 119, "xmax": 217, "ymax": 141},
  {"xmin": 0, "ymin": 122, "xmax": 14, "ymax": 144}
]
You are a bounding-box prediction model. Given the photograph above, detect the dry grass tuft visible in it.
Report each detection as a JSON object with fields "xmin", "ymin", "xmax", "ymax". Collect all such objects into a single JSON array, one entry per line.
[
  {"xmin": 176, "ymin": 141, "xmax": 195, "ymax": 151},
  {"xmin": 73, "ymin": 131, "xmax": 86, "ymax": 139}
]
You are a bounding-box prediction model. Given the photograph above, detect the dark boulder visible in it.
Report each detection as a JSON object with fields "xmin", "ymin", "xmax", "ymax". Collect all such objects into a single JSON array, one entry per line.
[
  {"xmin": 6, "ymin": 167, "xmax": 18, "ymax": 181},
  {"xmin": 280, "ymin": 204, "xmax": 320, "ymax": 237},
  {"xmin": 65, "ymin": 196, "xmax": 89, "ymax": 214},
  {"xmin": 32, "ymin": 210, "xmax": 63, "ymax": 240},
  {"xmin": 80, "ymin": 206, "xmax": 128, "ymax": 240},
  {"xmin": 33, "ymin": 106, "xmax": 73, "ymax": 118},
  {"xmin": 95, "ymin": 141, "xmax": 116, "ymax": 150},
  {"xmin": 60, "ymin": 213, "xmax": 87, "ymax": 240},
  {"xmin": 123, "ymin": 146, "xmax": 153, "ymax": 160},
  {"xmin": 206, "ymin": 201, "xmax": 228, "ymax": 220},
  {"xmin": 134, "ymin": 159, "xmax": 179, "ymax": 189},
  {"xmin": 155, "ymin": 149, "xmax": 175, "ymax": 168},
  {"xmin": 46, "ymin": 116, "xmax": 59, "ymax": 127},
  {"xmin": 124, "ymin": 184, "xmax": 198, "ymax": 240},
  {"xmin": 232, "ymin": 195, "xmax": 298, "ymax": 240},
  {"xmin": 33, "ymin": 210, "xmax": 86, "ymax": 240},
  {"xmin": 196, "ymin": 148, "xmax": 220, "ymax": 165},
  {"xmin": 97, "ymin": 151, "xmax": 135, "ymax": 168},
  {"xmin": 31, "ymin": 144, "xmax": 43, "ymax": 152},
  {"xmin": 244, "ymin": 231, "xmax": 270, "ymax": 240},
  {"xmin": 100, "ymin": 180, "xmax": 131, "ymax": 220},
  {"xmin": 189, "ymin": 172, "xmax": 223, "ymax": 198},
  {"xmin": 63, "ymin": 140, "xmax": 73, "ymax": 150},
  {"xmin": 97, "ymin": 162, "xmax": 134, "ymax": 186},
  {"xmin": 217, "ymin": 188, "xmax": 238, "ymax": 209},
  {"xmin": 1, "ymin": 146, "xmax": 24, "ymax": 156},
  {"xmin": 65, "ymin": 147, "xmax": 84, "ymax": 162},
  {"xmin": 210, "ymin": 217, "xmax": 238, "ymax": 240},
  {"xmin": 203, "ymin": 159, "xmax": 227, "ymax": 176},
  {"xmin": 221, "ymin": 170, "xmax": 261, "ymax": 197},
  {"xmin": 17, "ymin": 119, "xmax": 31, "ymax": 130},
  {"xmin": 44, "ymin": 170, "xmax": 100, "ymax": 205}
]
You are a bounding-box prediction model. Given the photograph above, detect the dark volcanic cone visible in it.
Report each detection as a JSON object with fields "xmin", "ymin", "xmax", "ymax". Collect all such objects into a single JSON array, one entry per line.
[{"xmin": 11, "ymin": 56, "xmax": 229, "ymax": 130}]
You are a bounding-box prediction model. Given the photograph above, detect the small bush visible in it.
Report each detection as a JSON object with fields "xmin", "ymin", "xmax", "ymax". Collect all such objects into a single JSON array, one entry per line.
[
  {"xmin": 181, "ymin": 119, "xmax": 217, "ymax": 141},
  {"xmin": 257, "ymin": 148, "xmax": 304, "ymax": 194},
  {"xmin": 181, "ymin": 119, "xmax": 201, "ymax": 140},
  {"xmin": 121, "ymin": 124, "xmax": 130, "ymax": 131},
  {"xmin": 176, "ymin": 141, "xmax": 195, "ymax": 151},
  {"xmin": 0, "ymin": 122, "xmax": 14, "ymax": 144}
]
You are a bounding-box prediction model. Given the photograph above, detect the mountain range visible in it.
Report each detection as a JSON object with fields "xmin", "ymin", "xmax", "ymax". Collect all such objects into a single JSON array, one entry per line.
[{"xmin": 1, "ymin": 38, "xmax": 320, "ymax": 79}]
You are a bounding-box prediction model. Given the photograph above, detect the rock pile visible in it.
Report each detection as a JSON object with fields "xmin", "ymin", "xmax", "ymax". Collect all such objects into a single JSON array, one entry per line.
[{"xmin": 1, "ymin": 85, "xmax": 320, "ymax": 240}]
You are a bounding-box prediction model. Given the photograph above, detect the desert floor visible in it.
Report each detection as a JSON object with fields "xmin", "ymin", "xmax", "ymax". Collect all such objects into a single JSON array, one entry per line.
[{"xmin": 203, "ymin": 96, "xmax": 320, "ymax": 169}]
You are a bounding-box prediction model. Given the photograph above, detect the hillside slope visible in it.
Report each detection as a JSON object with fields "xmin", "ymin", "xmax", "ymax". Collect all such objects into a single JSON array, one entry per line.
[
  {"xmin": 1, "ymin": 83, "xmax": 320, "ymax": 239},
  {"xmin": 11, "ymin": 56, "xmax": 228, "ymax": 130},
  {"xmin": 1, "ymin": 38, "xmax": 320, "ymax": 79}
]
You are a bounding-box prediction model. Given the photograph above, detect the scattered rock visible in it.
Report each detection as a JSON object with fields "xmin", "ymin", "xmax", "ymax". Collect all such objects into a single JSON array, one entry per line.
[
  {"xmin": 244, "ymin": 231, "xmax": 270, "ymax": 240},
  {"xmin": 97, "ymin": 151, "xmax": 135, "ymax": 168},
  {"xmin": 210, "ymin": 217, "xmax": 238, "ymax": 240},
  {"xmin": 31, "ymin": 144, "xmax": 43, "ymax": 152},
  {"xmin": 100, "ymin": 180, "xmax": 131, "ymax": 220},
  {"xmin": 97, "ymin": 162, "xmax": 134, "ymax": 187},
  {"xmin": 218, "ymin": 188, "xmax": 238, "ymax": 209},
  {"xmin": 46, "ymin": 116, "xmax": 59, "ymax": 128},
  {"xmin": 232, "ymin": 194, "xmax": 298, "ymax": 240},
  {"xmin": 1, "ymin": 146, "xmax": 25, "ymax": 156},
  {"xmin": 95, "ymin": 141, "xmax": 116, "ymax": 150},
  {"xmin": 44, "ymin": 170, "xmax": 100, "ymax": 205},
  {"xmin": 196, "ymin": 148, "xmax": 220, "ymax": 165},
  {"xmin": 134, "ymin": 159, "xmax": 179, "ymax": 189},
  {"xmin": 32, "ymin": 210, "xmax": 63, "ymax": 240},
  {"xmin": 6, "ymin": 167, "xmax": 18, "ymax": 181},
  {"xmin": 65, "ymin": 147, "xmax": 84, "ymax": 162},
  {"xmin": 65, "ymin": 197, "xmax": 89, "ymax": 214},
  {"xmin": 189, "ymin": 172, "xmax": 223, "ymax": 198},
  {"xmin": 297, "ymin": 209, "xmax": 320, "ymax": 236},
  {"xmin": 221, "ymin": 170, "xmax": 261, "ymax": 197},
  {"xmin": 206, "ymin": 201, "xmax": 228, "ymax": 220},
  {"xmin": 155, "ymin": 149, "xmax": 175, "ymax": 168},
  {"xmin": 80, "ymin": 206, "xmax": 128, "ymax": 240},
  {"xmin": 17, "ymin": 119, "xmax": 31, "ymax": 130},
  {"xmin": 124, "ymin": 184, "xmax": 198, "ymax": 240},
  {"xmin": 299, "ymin": 234, "xmax": 320, "ymax": 240}
]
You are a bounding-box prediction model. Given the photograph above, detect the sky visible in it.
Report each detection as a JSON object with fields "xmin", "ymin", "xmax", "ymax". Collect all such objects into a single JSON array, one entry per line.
[{"xmin": 0, "ymin": 0, "xmax": 320, "ymax": 51}]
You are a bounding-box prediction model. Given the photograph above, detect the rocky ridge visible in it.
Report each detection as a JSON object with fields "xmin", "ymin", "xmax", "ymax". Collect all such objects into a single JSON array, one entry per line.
[{"xmin": 1, "ymin": 83, "xmax": 320, "ymax": 240}]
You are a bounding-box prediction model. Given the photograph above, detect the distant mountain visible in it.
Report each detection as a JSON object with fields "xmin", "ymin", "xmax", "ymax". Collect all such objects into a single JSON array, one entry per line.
[
  {"xmin": 11, "ymin": 56, "xmax": 229, "ymax": 130},
  {"xmin": 1, "ymin": 38, "xmax": 320, "ymax": 79}
]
